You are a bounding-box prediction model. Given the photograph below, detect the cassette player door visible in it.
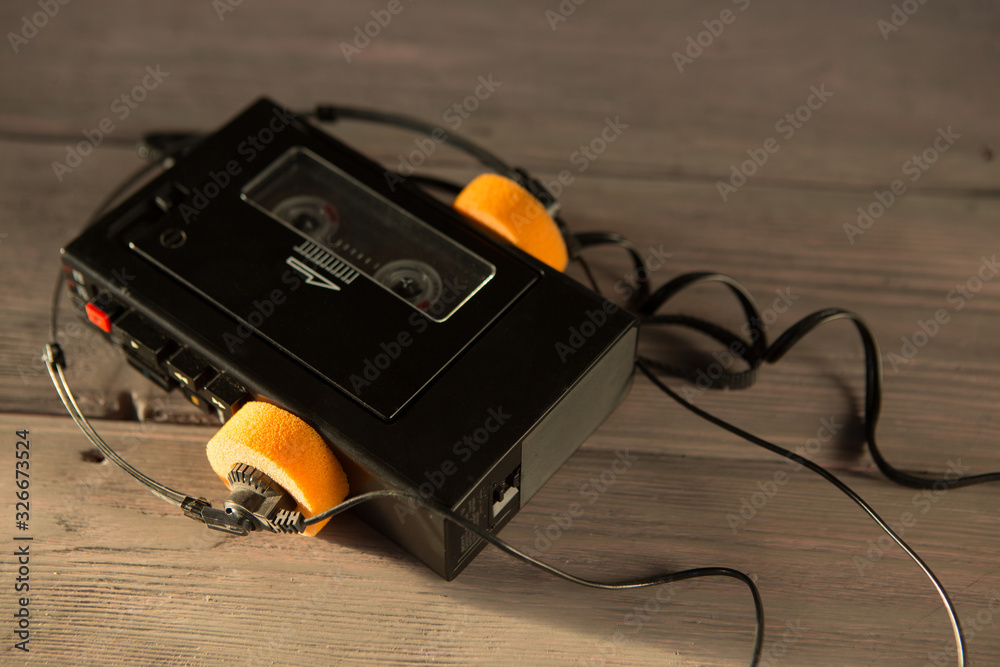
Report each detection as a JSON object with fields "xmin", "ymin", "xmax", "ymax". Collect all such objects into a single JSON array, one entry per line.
[{"xmin": 130, "ymin": 147, "xmax": 538, "ymax": 420}]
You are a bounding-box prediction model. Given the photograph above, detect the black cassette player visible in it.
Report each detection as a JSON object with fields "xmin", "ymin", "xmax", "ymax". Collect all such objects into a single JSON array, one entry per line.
[{"xmin": 59, "ymin": 98, "xmax": 637, "ymax": 579}]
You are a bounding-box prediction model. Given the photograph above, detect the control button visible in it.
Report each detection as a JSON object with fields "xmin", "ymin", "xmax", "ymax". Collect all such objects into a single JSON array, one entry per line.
[
  {"xmin": 125, "ymin": 357, "xmax": 176, "ymax": 392},
  {"xmin": 181, "ymin": 388, "xmax": 211, "ymax": 413},
  {"xmin": 165, "ymin": 347, "xmax": 216, "ymax": 390},
  {"xmin": 112, "ymin": 311, "xmax": 176, "ymax": 368},
  {"xmin": 203, "ymin": 374, "xmax": 250, "ymax": 422},
  {"xmin": 85, "ymin": 302, "xmax": 113, "ymax": 333}
]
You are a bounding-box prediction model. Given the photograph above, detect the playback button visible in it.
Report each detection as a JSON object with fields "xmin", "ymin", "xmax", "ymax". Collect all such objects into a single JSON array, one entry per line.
[
  {"xmin": 203, "ymin": 374, "xmax": 250, "ymax": 422},
  {"xmin": 164, "ymin": 347, "xmax": 216, "ymax": 390}
]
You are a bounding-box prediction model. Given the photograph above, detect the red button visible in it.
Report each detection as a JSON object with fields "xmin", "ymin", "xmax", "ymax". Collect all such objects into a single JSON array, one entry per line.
[{"xmin": 85, "ymin": 302, "xmax": 112, "ymax": 333}]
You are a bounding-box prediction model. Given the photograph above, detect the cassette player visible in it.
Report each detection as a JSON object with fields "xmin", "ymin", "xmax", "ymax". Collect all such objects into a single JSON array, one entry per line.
[{"xmin": 60, "ymin": 97, "xmax": 637, "ymax": 579}]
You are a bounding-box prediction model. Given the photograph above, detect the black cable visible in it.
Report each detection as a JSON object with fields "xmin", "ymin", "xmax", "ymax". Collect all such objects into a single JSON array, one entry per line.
[
  {"xmin": 639, "ymin": 272, "xmax": 767, "ymax": 358},
  {"xmin": 303, "ymin": 489, "xmax": 764, "ymax": 665},
  {"xmin": 764, "ymin": 308, "xmax": 1000, "ymax": 490},
  {"xmin": 635, "ymin": 358, "xmax": 966, "ymax": 666},
  {"xmin": 573, "ymin": 231, "xmax": 652, "ymax": 304},
  {"xmin": 629, "ymin": 272, "xmax": 767, "ymax": 391},
  {"xmin": 639, "ymin": 313, "xmax": 758, "ymax": 390},
  {"xmin": 632, "ymin": 268, "xmax": 1000, "ymax": 490},
  {"xmin": 626, "ymin": 278, "xmax": 1000, "ymax": 667},
  {"xmin": 579, "ymin": 259, "xmax": 1000, "ymax": 667}
]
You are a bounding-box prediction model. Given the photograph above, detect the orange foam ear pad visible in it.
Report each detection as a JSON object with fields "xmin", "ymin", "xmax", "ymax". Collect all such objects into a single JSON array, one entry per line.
[
  {"xmin": 205, "ymin": 401, "xmax": 349, "ymax": 536},
  {"xmin": 453, "ymin": 173, "xmax": 569, "ymax": 271}
]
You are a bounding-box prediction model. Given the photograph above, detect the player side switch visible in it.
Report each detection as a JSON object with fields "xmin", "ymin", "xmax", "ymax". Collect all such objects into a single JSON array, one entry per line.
[{"xmin": 85, "ymin": 302, "xmax": 113, "ymax": 332}]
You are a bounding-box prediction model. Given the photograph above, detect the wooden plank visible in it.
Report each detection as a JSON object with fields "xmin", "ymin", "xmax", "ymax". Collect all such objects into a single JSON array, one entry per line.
[
  {"xmin": 3, "ymin": 413, "xmax": 999, "ymax": 665},
  {"xmin": 2, "ymin": 0, "xmax": 1000, "ymax": 664},
  {"xmin": 0, "ymin": 1, "xmax": 997, "ymax": 189}
]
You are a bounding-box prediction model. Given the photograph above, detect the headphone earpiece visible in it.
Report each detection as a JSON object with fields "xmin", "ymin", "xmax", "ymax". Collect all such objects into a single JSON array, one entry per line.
[
  {"xmin": 205, "ymin": 401, "xmax": 349, "ymax": 536},
  {"xmin": 452, "ymin": 173, "xmax": 569, "ymax": 271}
]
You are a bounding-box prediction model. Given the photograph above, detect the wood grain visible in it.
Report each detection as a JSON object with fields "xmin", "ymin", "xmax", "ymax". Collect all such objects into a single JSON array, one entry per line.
[
  {"xmin": 4, "ymin": 412, "xmax": 1000, "ymax": 666},
  {"xmin": 2, "ymin": 0, "xmax": 999, "ymax": 665}
]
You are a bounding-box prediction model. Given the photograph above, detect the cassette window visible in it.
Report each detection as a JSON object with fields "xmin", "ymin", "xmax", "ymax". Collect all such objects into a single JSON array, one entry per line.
[{"xmin": 242, "ymin": 147, "xmax": 494, "ymax": 321}]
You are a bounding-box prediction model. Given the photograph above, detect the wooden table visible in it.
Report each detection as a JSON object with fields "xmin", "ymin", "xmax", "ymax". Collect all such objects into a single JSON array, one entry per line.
[{"xmin": 2, "ymin": 1, "xmax": 999, "ymax": 664}]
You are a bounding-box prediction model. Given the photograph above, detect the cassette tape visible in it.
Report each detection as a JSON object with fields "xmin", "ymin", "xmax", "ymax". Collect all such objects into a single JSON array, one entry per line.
[{"xmin": 60, "ymin": 97, "xmax": 637, "ymax": 579}]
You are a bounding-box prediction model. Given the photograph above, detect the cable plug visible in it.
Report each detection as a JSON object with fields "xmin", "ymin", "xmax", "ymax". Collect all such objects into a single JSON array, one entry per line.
[
  {"xmin": 181, "ymin": 496, "xmax": 249, "ymax": 536},
  {"xmin": 43, "ymin": 343, "xmax": 66, "ymax": 369},
  {"xmin": 313, "ymin": 105, "xmax": 339, "ymax": 122}
]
